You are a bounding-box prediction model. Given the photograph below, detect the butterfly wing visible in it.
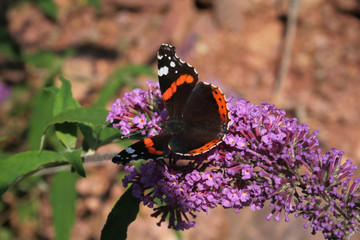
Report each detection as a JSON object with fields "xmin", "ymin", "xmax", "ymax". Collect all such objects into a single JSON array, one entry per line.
[
  {"xmin": 112, "ymin": 134, "xmax": 171, "ymax": 165},
  {"xmin": 169, "ymin": 134, "xmax": 223, "ymax": 155},
  {"xmin": 113, "ymin": 44, "xmax": 229, "ymax": 163},
  {"xmin": 169, "ymin": 82, "xmax": 230, "ymax": 155},
  {"xmin": 157, "ymin": 44, "xmax": 198, "ymax": 119},
  {"xmin": 184, "ymin": 82, "xmax": 229, "ymax": 130}
]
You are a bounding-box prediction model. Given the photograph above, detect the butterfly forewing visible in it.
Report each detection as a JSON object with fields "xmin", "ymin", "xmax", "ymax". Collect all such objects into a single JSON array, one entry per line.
[{"xmin": 157, "ymin": 44, "xmax": 198, "ymax": 119}]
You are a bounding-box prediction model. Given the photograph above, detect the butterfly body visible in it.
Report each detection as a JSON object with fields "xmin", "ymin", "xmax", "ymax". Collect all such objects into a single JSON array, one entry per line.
[
  {"xmin": 163, "ymin": 119, "xmax": 192, "ymax": 135},
  {"xmin": 113, "ymin": 44, "xmax": 230, "ymax": 164}
]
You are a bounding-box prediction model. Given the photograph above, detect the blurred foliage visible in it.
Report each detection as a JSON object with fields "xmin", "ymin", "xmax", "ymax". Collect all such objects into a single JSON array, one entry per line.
[
  {"xmin": 0, "ymin": 151, "xmax": 64, "ymax": 195},
  {"xmin": 87, "ymin": 0, "xmax": 101, "ymax": 13},
  {"xmin": 0, "ymin": 26, "xmax": 20, "ymax": 61},
  {"xmin": 0, "ymin": 69, "xmax": 153, "ymax": 238},
  {"xmin": 0, "ymin": 0, "xmax": 159, "ymax": 239},
  {"xmin": 95, "ymin": 64, "xmax": 156, "ymax": 108},
  {"xmin": 0, "ymin": 227, "xmax": 13, "ymax": 240},
  {"xmin": 0, "ymin": 3, "xmax": 156, "ymax": 240},
  {"xmin": 50, "ymin": 171, "xmax": 77, "ymax": 240},
  {"xmin": 34, "ymin": 0, "xmax": 58, "ymax": 20}
]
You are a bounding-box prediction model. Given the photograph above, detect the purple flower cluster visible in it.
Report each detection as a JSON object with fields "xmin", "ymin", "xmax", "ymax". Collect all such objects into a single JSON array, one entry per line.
[
  {"xmin": 106, "ymin": 81, "xmax": 166, "ymax": 137},
  {"xmin": 107, "ymin": 81, "xmax": 360, "ymax": 239}
]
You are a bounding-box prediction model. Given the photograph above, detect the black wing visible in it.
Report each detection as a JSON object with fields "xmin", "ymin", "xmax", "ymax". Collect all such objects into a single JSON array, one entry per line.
[
  {"xmin": 168, "ymin": 82, "xmax": 230, "ymax": 155},
  {"xmin": 112, "ymin": 134, "xmax": 171, "ymax": 165},
  {"xmin": 157, "ymin": 44, "xmax": 198, "ymax": 119}
]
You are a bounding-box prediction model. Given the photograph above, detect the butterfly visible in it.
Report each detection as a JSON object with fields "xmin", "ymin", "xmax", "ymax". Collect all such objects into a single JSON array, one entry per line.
[{"xmin": 113, "ymin": 43, "xmax": 230, "ymax": 164}]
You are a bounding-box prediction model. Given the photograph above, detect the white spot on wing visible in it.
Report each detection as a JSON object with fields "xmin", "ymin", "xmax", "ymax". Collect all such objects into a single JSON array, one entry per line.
[
  {"xmin": 158, "ymin": 66, "xmax": 169, "ymax": 76},
  {"xmin": 131, "ymin": 154, "xmax": 138, "ymax": 158},
  {"xmin": 125, "ymin": 147, "xmax": 135, "ymax": 154},
  {"xmin": 170, "ymin": 61, "xmax": 176, "ymax": 67},
  {"xmin": 157, "ymin": 54, "xmax": 163, "ymax": 60}
]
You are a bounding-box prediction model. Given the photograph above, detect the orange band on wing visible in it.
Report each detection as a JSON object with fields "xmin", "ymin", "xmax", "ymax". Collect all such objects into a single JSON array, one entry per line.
[
  {"xmin": 162, "ymin": 74, "xmax": 195, "ymax": 102},
  {"xmin": 188, "ymin": 138, "xmax": 222, "ymax": 155},
  {"xmin": 176, "ymin": 74, "xmax": 194, "ymax": 85},
  {"xmin": 144, "ymin": 138, "xmax": 153, "ymax": 147},
  {"xmin": 144, "ymin": 138, "xmax": 163, "ymax": 155},
  {"xmin": 211, "ymin": 87, "xmax": 229, "ymax": 123}
]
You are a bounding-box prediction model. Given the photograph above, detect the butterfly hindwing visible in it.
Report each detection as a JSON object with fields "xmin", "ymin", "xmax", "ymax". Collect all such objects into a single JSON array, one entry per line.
[
  {"xmin": 169, "ymin": 134, "xmax": 223, "ymax": 155},
  {"xmin": 112, "ymin": 134, "xmax": 171, "ymax": 165},
  {"xmin": 183, "ymin": 82, "xmax": 229, "ymax": 130},
  {"xmin": 157, "ymin": 44, "xmax": 198, "ymax": 119},
  {"xmin": 168, "ymin": 82, "xmax": 230, "ymax": 155}
]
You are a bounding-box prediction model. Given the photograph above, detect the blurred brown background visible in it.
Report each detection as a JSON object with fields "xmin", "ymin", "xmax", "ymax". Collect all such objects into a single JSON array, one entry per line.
[{"xmin": 1, "ymin": 0, "xmax": 360, "ymax": 239}]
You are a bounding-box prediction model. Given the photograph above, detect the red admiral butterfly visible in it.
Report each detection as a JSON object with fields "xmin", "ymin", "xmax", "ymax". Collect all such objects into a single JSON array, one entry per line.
[{"xmin": 113, "ymin": 43, "xmax": 230, "ymax": 164}]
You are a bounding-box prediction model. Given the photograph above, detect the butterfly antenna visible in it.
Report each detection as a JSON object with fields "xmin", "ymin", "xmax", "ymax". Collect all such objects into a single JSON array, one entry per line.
[{"xmin": 120, "ymin": 131, "xmax": 142, "ymax": 139}]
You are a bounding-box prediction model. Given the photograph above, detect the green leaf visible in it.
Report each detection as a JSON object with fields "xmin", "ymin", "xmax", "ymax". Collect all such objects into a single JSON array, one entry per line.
[
  {"xmin": 101, "ymin": 186, "xmax": 140, "ymax": 240},
  {"xmin": 23, "ymin": 50, "xmax": 55, "ymax": 68},
  {"xmin": 44, "ymin": 85, "xmax": 59, "ymax": 95},
  {"xmin": 42, "ymin": 107, "xmax": 108, "ymax": 148},
  {"xmin": 53, "ymin": 77, "xmax": 80, "ymax": 148},
  {"xmin": 0, "ymin": 152, "xmax": 11, "ymax": 160},
  {"xmin": 97, "ymin": 126, "xmax": 123, "ymax": 147},
  {"xmin": 35, "ymin": 0, "xmax": 58, "ymax": 20},
  {"xmin": 46, "ymin": 107, "xmax": 109, "ymax": 130},
  {"xmin": 62, "ymin": 150, "xmax": 85, "ymax": 178},
  {"xmin": 0, "ymin": 150, "xmax": 64, "ymax": 196},
  {"xmin": 88, "ymin": 0, "xmax": 101, "ymax": 12},
  {"xmin": 55, "ymin": 123, "xmax": 78, "ymax": 149},
  {"xmin": 79, "ymin": 124, "xmax": 98, "ymax": 151},
  {"xmin": 80, "ymin": 123, "xmax": 122, "ymax": 151},
  {"xmin": 28, "ymin": 90, "xmax": 55, "ymax": 150},
  {"xmin": 50, "ymin": 171, "xmax": 77, "ymax": 240},
  {"xmin": 54, "ymin": 76, "xmax": 81, "ymax": 115}
]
